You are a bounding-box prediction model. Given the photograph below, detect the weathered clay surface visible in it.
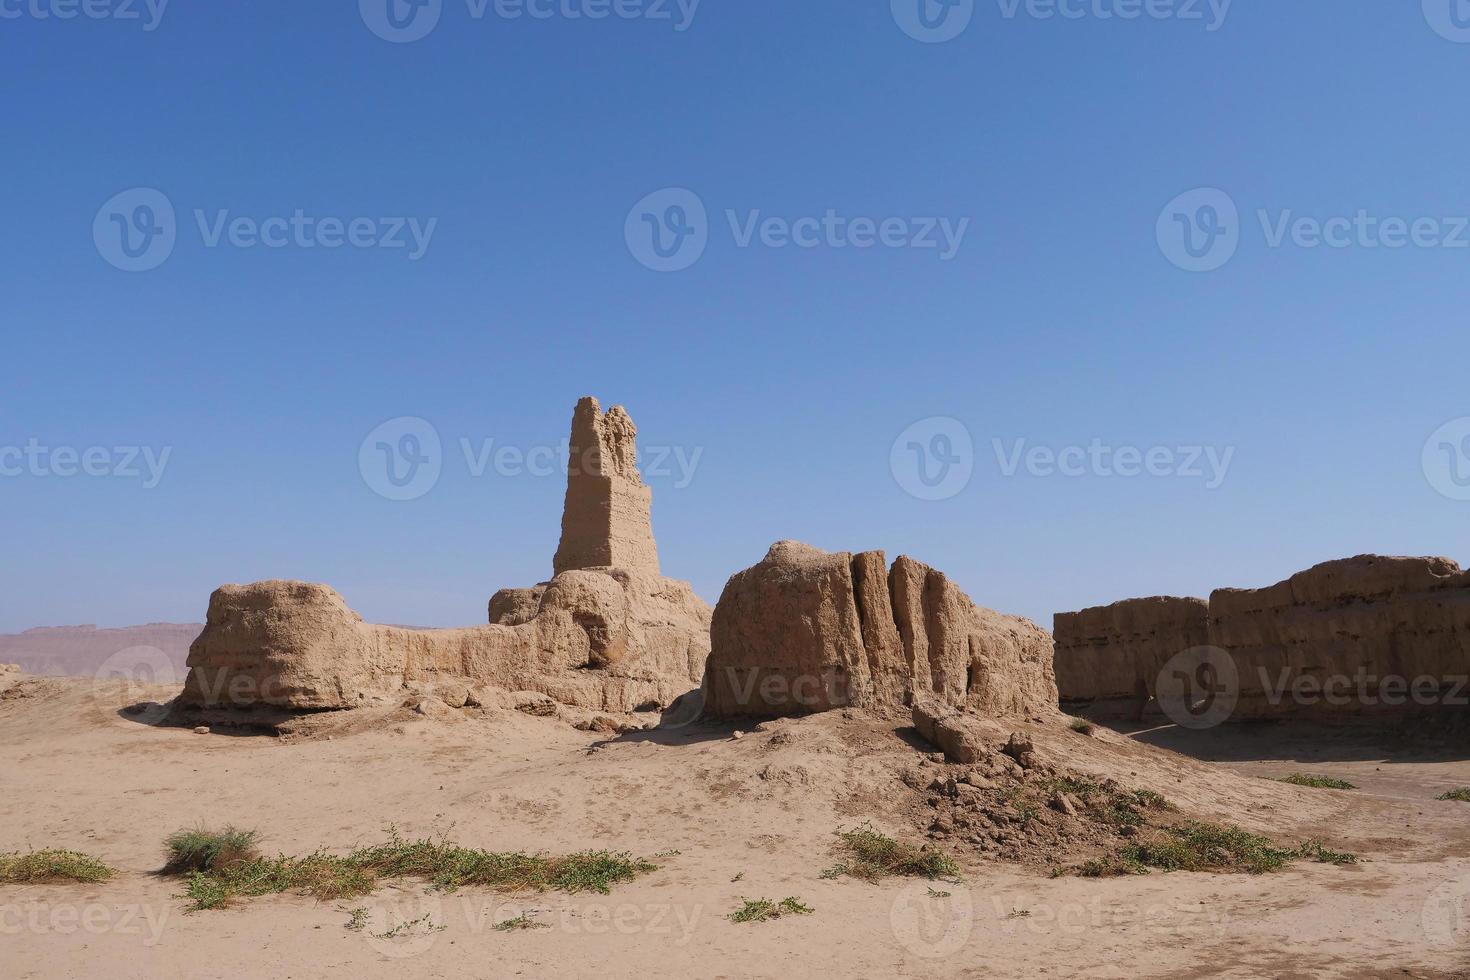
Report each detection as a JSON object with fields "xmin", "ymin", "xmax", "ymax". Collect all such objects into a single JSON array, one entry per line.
[
  {"xmin": 181, "ymin": 398, "xmax": 709, "ymax": 716},
  {"xmin": 704, "ymin": 541, "xmax": 1057, "ymax": 719},
  {"xmin": 553, "ymin": 396, "xmax": 660, "ymax": 577},
  {"xmin": 488, "ymin": 586, "xmax": 546, "ymax": 627},
  {"xmin": 1210, "ymin": 555, "xmax": 1470, "ymax": 718},
  {"xmin": 1053, "ymin": 597, "xmax": 1208, "ymax": 707},
  {"xmin": 0, "ymin": 664, "xmax": 21, "ymax": 695},
  {"xmin": 1054, "ymin": 555, "xmax": 1470, "ymax": 719},
  {"xmin": 181, "ymin": 571, "xmax": 708, "ymax": 713}
]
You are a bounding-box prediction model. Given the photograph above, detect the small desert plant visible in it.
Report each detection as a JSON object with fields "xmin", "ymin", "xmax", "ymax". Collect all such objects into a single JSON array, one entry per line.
[
  {"xmin": 1069, "ymin": 719, "xmax": 1095, "ymax": 736},
  {"xmin": 1074, "ymin": 821, "xmax": 1357, "ymax": 877},
  {"xmin": 373, "ymin": 913, "xmax": 444, "ymax": 940},
  {"xmin": 821, "ymin": 825, "xmax": 959, "ymax": 882},
  {"xmin": 0, "ymin": 850, "xmax": 114, "ymax": 884},
  {"xmin": 728, "ymin": 897, "xmax": 813, "ymax": 923},
  {"xmin": 1279, "ymin": 774, "xmax": 1357, "ymax": 790},
  {"xmin": 493, "ymin": 913, "xmax": 548, "ymax": 931},
  {"xmin": 1437, "ymin": 788, "xmax": 1470, "ymax": 802},
  {"xmin": 343, "ymin": 907, "xmax": 369, "ymax": 932},
  {"xmin": 164, "ymin": 827, "xmax": 261, "ymax": 874},
  {"xmin": 167, "ymin": 827, "xmax": 659, "ymax": 912}
]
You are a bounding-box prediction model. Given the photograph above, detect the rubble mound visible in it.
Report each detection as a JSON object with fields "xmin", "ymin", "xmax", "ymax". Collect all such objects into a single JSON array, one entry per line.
[
  {"xmin": 179, "ymin": 397, "xmax": 711, "ymax": 719},
  {"xmin": 703, "ymin": 541, "xmax": 1056, "ymax": 719}
]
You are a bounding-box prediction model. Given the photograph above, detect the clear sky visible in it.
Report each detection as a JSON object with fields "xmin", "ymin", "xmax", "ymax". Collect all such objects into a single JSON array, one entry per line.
[{"xmin": 4, "ymin": 1, "xmax": 1469, "ymax": 634}]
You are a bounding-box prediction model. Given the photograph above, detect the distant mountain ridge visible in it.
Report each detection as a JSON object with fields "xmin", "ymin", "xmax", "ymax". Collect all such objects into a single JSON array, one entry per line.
[{"xmin": 0, "ymin": 623, "xmax": 200, "ymax": 679}]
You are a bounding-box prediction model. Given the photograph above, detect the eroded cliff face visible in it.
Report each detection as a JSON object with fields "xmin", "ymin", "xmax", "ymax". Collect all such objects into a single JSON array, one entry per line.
[
  {"xmin": 1053, "ymin": 555, "xmax": 1470, "ymax": 720},
  {"xmin": 703, "ymin": 541, "xmax": 1057, "ymax": 719},
  {"xmin": 180, "ymin": 398, "xmax": 709, "ymax": 716}
]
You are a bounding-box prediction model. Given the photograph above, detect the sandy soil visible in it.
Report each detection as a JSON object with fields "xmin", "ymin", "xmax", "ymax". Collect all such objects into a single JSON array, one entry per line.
[{"xmin": 2, "ymin": 676, "xmax": 1468, "ymax": 980}]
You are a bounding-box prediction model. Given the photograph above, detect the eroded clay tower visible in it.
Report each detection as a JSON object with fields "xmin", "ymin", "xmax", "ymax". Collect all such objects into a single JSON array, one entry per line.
[{"xmin": 552, "ymin": 396, "xmax": 661, "ymax": 576}]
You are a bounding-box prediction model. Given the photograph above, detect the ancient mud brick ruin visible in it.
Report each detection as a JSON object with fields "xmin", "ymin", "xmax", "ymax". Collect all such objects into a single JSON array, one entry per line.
[
  {"xmin": 553, "ymin": 397, "xmax": 660, "ymax": 576},
  {"xmin": 703, "ymin": 541, "xmax": 1057, "ymax": 718},
  {"xmin": 1055, "ymin": 555, "xmax": 1470, "ymax": 720},
  {"xmin": 180, "ymin": 398, "xmax": 709, "ymax": 715},
  {"xmin": 1053, "ymin": 597, "xmax": 1209, "ymax": 711}
]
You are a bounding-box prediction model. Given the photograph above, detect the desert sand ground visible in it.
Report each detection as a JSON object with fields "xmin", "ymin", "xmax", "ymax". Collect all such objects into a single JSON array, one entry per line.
[{"xmin": 2, "ymin": 676, "xmax": 1467, "ymax": 980}]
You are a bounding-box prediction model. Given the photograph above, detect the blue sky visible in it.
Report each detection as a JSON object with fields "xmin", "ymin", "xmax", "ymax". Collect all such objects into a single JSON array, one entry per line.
[{"xmin": 3, "ymin": 1, "xmax": 1469, "ymax": 634}]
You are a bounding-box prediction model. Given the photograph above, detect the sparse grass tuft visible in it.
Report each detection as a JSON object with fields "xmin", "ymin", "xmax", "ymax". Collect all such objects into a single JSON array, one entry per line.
[
  {"xmin": 728, "ymin": 897, "xmax": 813, "ymax": 923},
  {"xmin": 0, "ymin": 850, "xmax": 114, "ymax": 884},
  {"xmin": 164, "ymin": 827, "xmax": 260, "ymax": 875},
  {"xmin": 1438, "ymin": 788, "xmax": 1470, "ymax": 802},
  {"xmin": 1069, "ymin": 719, "xmax": 1095, "ymax": 736},
  {"xmin": 1073, "ymin": 821, "xmax": 1357, "ymax": 877},
  {"xmin": 1279, "ymin": 774, "xmax": 1357, "ymax": 790},
  {"xmin": 822, "ymin": 825, "xmax": 960, "ymax": 883},
  {"xmin": 493, "ymin": 913, "xmax": 548, "ymax": 932},
  {"xmin": 168, "ymin": 828, "xmax": 659, "ymax": 912}
]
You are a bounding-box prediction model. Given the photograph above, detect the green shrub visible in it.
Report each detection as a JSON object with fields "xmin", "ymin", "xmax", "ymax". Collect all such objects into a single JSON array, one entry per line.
[
  {"xmin": 728, "ymin": 897, "xmax": 813, "ymax": 923},
  {"xmin": 821, "ymin": 826, "xmax": 959, "ymax": 882},
  {"xmin": 0, "ymin": 850, "xmax": 114, "ymax": 884},
  {"xmin": 167, "ymin": 828, "xmax": 659, "ymax": 911},
  {"xmin": 1279, "ymin": 774, "xmax": 1356, "ymax": 790}
]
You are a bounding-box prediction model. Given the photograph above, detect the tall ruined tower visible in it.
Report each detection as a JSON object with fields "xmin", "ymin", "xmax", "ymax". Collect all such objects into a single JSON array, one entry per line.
[{"xmin": 553, "ymin": 396, "xmax": 661, "ymax": 576}]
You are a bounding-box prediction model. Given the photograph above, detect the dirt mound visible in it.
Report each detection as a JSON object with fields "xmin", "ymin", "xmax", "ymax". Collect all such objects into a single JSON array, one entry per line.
[{"xmin": 703, "ymin": 541, "xmax": 1055, "ymax": 719}]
